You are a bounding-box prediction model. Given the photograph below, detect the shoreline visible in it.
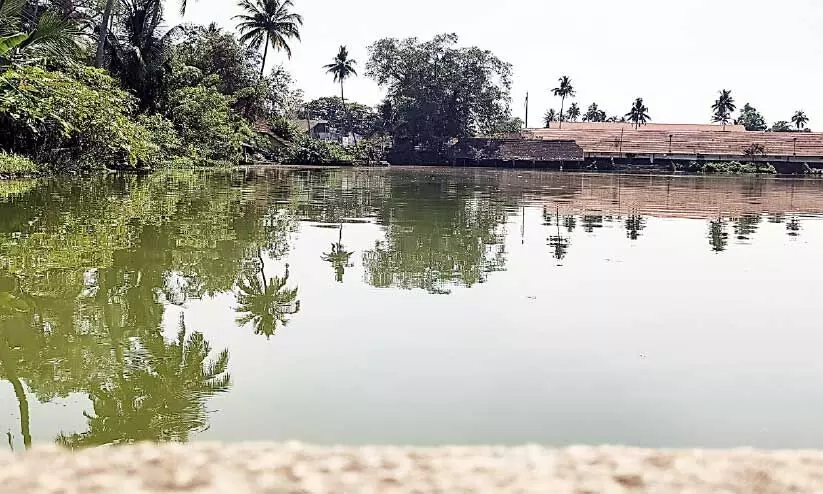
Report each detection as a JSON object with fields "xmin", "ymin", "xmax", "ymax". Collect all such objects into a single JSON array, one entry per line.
[{"xmin": 1, "ymin": 442, "xmax": 820, "ymax": 493}]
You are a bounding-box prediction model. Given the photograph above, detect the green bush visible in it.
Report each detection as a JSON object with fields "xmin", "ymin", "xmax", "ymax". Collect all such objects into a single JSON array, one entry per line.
[
  {"xmin": 0, "ymin": 65, "xmax": 159, "ymax": 170},
  {"xmin": 287, "ymin": 135, "xmax": 353, "ymax": 165},
  {"xmin": 348, "ymin": 137, "xmax": 388, "ymax": 164},
  {"xmin": 687, "ymin": 161, "xmax": 776, "ymax": 175},
  {"xmin": 0, "ymin": 151, "xmax": 40, "ymax": 175},
  {"xmin": 166, "ymin": 84, "xmax": 251, "ymax": 165}
]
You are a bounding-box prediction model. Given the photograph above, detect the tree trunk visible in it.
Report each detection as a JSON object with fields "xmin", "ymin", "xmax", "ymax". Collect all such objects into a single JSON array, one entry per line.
[
  {"xmin": 259, "ymin": 32, "xmax": 269, "ymax": 79},
  {"xmin": 559, "ymin": 97, "xmax": 565, "ymax": 130},
  {"xmin": 94, "ymin": 0, "xmax": 116, "ymax": 67}
]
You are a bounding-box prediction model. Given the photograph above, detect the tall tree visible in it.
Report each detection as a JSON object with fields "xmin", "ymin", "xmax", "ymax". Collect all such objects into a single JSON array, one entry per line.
[
  {"xmin": 711, "ymin": 89, "xmax": 736, "ymax": 130},
  {"xmin": 792, "ymin": 110, "xmax": 809, "ymax": 130},
  {"xmin": 324, "ymin": 45, "xmax": 357, "ymax": 109},
  {"xmin": 323, "ymin": 45, "xmax": 357, "ymax": 136},
  {"xmin": 565, "ymin": 102, "xmax": 580, "ymax": 122},
  {"xmin": 366, "ymin": 34, "xmax": 512, "ymax": 155},
  {"xmin": 543, "ymin": 109, "xmax": 557, "ymax": 128},
  {"xmin": 235, "ymin": 0, "xmax": 303, "ymax": 79},
  {"xmin": 625, "ymin": 98, "xmax": 650, "ymax": 129},
  {"xmin": 551, "ymin": 76, "xmax": 575, "ymax": 129},
  {"xmin": 735, "ymin": 103, "xmax": 767, "ymax": 131}
]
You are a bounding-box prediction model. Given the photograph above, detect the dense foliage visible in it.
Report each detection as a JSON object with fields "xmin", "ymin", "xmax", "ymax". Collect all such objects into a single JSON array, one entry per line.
[
  {"xmin": 0, "ymin": 65, "xmax": 162, "ymax": 170},
  {"xmin": 367, "ymin": 33, "xmax": 514, "ymax": 156}
]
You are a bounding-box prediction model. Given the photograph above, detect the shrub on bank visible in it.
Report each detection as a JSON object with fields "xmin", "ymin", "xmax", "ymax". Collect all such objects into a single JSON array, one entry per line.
[
  {"xmin": 687, "ymin": 161, "xmax": 777, "ymax": 174},
  {"xmin": 0, "ymin": 65, "xmax": 164, "ymax": 171},
  {"xmin": 0, "ymin": 151, "xmax": 40, "ymax": 176},
  {"xmin": 166, "ymin": 84, "xmax": 251, "ymax": 166},
  {"xmin": 287, "ymin": 135, "xmax": 353, "ymax": 165}
]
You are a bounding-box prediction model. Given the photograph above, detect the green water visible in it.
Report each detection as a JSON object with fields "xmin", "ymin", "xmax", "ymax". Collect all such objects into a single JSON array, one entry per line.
[{"xmin": 1, "ymin": 168, "xmax": 822, "ymax": 450}]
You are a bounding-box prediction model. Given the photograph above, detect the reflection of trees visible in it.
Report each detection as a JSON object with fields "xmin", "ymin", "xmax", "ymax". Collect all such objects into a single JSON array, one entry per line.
[
  {"xmin": 581, "ymin": 215, "xmax": 604, "ymax": 233},
  {"xmin": 361, "ymin": 178, "xmax": 507, "ymax": 294},
  {"xmin": 787, "ymin": 217, "xmax": 801, "ymax": 237},
  {"xmin": 563, "ymin": 215, "xmax": 577, "ymax": 233},
  {"xmin": 625, "ymin": 214, "xmax": 646, "ymax": 240},
  {"xmin": 709, "ymin": 218, "xmax": 729, "ymax": 253},
  {"xmin": 546, "ymin": 207, "xmax": 570, "ymax": 261},
  {"xmin": 732, "ymin": 215, "xmax": 761, "ymax": 241},
  {"xmin": 321, "ymin": 225, "xmax": 353, "ymax": 283},
  {"xmin": 0, "ymin": 171, "xmax": 297, "ymax": 448},
  {"xmin": 235, "ymin": 252, "xmax": 300, "ymax": 339},
  {"xmin": 58, "ymin": 316, "xmax": 230, "ymax": 447}
]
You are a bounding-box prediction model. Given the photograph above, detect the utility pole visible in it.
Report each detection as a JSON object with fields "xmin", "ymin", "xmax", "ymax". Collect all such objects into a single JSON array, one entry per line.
[{"xmin": 524, "ymin": 92, "xmax": 529, "ymax": 129}]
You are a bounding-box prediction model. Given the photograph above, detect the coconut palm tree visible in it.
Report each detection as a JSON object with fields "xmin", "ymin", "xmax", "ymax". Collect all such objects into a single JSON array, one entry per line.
[
  {"xmin": 711, "ymin": 89, "xmax": 736, "ymax": 130},
  {"xmin": 0, "ymin": 0, "xmax": 80, "ymax": 65},
  {"xmin": 235, "ymin": 249, "xmax": 300, "ymax": 339},
  {"xmin": 324, "ymin": 45, "xmax": 357, "ymax": 109},
  {"xmin": 324, "ymin": 45, "xmax": 357, "ymax": 137},
  {"xmin": 543, "ymin": 109, "xmax": 557, "ymax": 128},
  {"xmin": 625, "ymin": 98, "xmax": 650, "ymax": 129},
  {"xmin": 551, "ymin": 76, "xmax": 575, "ymax": 129},
  {"xmin": 566, "ymin": 102, "xmax": 581, "ymax": 122},
  {"xmin": 321, "ymin": 225, "xmax": 353, "ymax": 283},
  {"xmin": 792, "ymin": 110, "xmax": 809, "ymax": 130},
  {"xmin": 235, "ymin": 0, "xmax": 303, "ymax": 79}
]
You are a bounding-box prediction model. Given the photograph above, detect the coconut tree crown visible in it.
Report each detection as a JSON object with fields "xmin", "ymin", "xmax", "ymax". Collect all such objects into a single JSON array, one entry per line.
[
  {"xmin": 324, "ymin": 45, "xmax": 357, "ymax": 84},
  {"xmin": 792, "ymin": 110, "xmax": 809, "ymax": 130},
  {"xmin": 235, "ymin": 0, "xmax": 303, "ymax": 77},
  {"xmin": 551, "ymin": 75, "xmax": 575, "ymax": 128},
  {"xmin": 711, "ymin": 89, "xmax": 736, "ymax": 129},
  {"xmin": 625, "ymin": 98, "xmax": 650, "ymax": 129}
]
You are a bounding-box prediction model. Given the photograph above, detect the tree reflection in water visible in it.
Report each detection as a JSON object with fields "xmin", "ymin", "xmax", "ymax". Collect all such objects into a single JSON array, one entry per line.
[{"xmin": 321, "ymin": 225, "xmax": 353, "ymax": 283}]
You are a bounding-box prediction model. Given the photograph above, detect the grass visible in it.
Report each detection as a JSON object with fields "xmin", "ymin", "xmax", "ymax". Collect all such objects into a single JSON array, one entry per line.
[{"xmin": 0, "ymin": 151, "xmax": 41, "ymax": 175}]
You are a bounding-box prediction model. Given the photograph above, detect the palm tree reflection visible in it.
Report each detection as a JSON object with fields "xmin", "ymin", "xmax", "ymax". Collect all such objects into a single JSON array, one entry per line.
[
  {"xmin": 235, "ymin": 249, "xmax": 300, "ymax": 339},
  {"xmin": 321, "ymin": 225, "xmax": 353, "ymax": 283}
]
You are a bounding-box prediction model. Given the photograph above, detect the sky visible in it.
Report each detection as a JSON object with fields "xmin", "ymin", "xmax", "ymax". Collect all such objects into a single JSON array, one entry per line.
[{"xmin": 172, "ymin": 0, "xmax": 823, "ymax": 128}]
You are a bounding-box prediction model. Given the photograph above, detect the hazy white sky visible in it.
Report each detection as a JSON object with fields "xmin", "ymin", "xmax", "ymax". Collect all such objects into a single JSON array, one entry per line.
[{"xmin": 173, "ymin": 0, "xmax": 823, "ymax": 128}]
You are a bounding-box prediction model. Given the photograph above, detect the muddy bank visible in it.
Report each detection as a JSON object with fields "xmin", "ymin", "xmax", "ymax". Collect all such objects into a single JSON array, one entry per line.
[{"xmin": 1, "ymin": 443, "xmax": 822, "ymax": 493}]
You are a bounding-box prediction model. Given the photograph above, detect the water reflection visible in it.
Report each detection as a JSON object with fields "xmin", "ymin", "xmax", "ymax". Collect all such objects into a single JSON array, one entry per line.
[
  {"xmin": 321, "ymin": 226, "xmax": 354, "ymax": 283},
  {"xmin": 0, "ymin": 169, "xmax": 822, "ymax": 448}
]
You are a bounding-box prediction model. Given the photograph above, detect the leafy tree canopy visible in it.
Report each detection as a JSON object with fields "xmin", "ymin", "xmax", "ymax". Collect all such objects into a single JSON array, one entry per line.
[
  {"xmin": 366, "ymin": 33, "xmax": 513, "ymax": 154},
  {"xmin": 735, "ymin": 103, "xmax": 767, "ymax": 131}
]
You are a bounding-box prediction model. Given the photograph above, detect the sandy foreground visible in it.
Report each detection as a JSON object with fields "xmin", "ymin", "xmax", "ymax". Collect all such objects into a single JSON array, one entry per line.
[{"xmin": 1, "ymin": 443, "xmax": 822, "ymax": 493}]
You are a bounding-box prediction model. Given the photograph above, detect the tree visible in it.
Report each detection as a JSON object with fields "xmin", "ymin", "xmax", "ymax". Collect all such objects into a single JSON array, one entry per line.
[
  {"xmin": 235, "ymin": 251, "xmax": 300, "ymax": 339},
  {"xmin": 235, "ymin": 0, "xmax": 303, "ymax": 79},
  {"xmin": 323, "ymin": 45, "xmax": 357, "ymax": 134},
  {"xmin": 625, "ymin": 98, "xmax": 650, "ymax": 129},
  {"xmin": 551, "ymin": 76, "xmax": 575, "ymax": 129},
  {"xmin": 711, "ymin": 89, "xmax": 736, "ymax": 130},
  {"xmin": 792, "ymin": 110, "xmax": 809, "ymax": 130},
  {"xmin": 735, "ymin": 103, "xmax": 767, "ymax": 131},
  {"xmin": 565, "ymin": 102, "xmax": 580, "ymax": 122},
  {"xmin": 366, "ymin": 34, "xmax": 513, "ymax": 156},
  {"xmin": 104, "ymin": 0, "xmax": 179, "ymax": 110},
  {"xmin": 771, "ymin": 120, "xmax": 792, "ymax": 132},
  {"xmin": 543, "ymin": 109, "xmax": 557, "ymax": 128},
  {"xmin": 0, "ymin": 0, "xmax": 80, "ymax": 65},
  {"xmin": 582, "ymin": 103, "xmax": 607, "ymax": 122}
]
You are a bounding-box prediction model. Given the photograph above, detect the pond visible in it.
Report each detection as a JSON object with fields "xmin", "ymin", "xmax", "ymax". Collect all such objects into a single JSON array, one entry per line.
[{"xmin": 0, "ymin": 168, "xmax": 822, "ymax": 450}]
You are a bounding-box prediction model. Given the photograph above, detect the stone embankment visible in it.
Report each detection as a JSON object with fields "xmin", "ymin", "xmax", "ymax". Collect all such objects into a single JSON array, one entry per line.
[{"xmin": 1, "ymin": 442, "xmax": 822, "ymax": 493}]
